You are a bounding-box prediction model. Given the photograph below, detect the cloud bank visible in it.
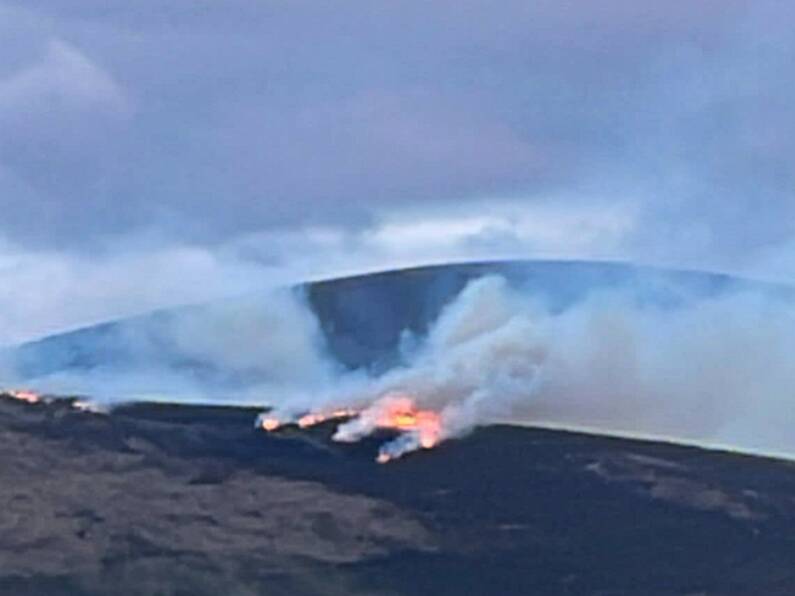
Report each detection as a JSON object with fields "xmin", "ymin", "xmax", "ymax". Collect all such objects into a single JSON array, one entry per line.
[{"xmin": 1, "ymin": 1, "xmax": 794, "ymax": 312}]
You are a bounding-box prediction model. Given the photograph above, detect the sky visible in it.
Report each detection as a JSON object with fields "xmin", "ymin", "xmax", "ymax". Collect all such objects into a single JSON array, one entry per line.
[{"xmin": 1, "ymin": 1, "xmax": 794, "ymax": 344}]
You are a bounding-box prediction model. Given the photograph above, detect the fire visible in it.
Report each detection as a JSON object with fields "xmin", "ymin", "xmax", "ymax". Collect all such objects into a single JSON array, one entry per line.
[
  {"xmin": 259, "ymin": 416, "xmax": 283, "ymax": 432},
  {"xmin": 298, "ymin": 408, "xmax": 358, "ymax": 428},
  {"xmin": 3, "ymin": 389, "xmax": 42, "ymax": 404},
  {"xmin": 393, "ymin": 413, "xmax": 417, "ymax": 428},
  {"xmin": 297, "ymin": 413, "xmax": 324, "ymax": 428},
  {"xmin": 2, "ymin": 390, "xmax": 108, "ymax": 414},
  {"xmin": 257, "ymin": 394, "xmax": 443, "ymax": 463},
  {"xmin": 259, "ymin": 407, "xmax": 359, "ymax": 432},
  {"xmin": 374, "ymin": 395, "xmax": 442, "ymax": 452}
]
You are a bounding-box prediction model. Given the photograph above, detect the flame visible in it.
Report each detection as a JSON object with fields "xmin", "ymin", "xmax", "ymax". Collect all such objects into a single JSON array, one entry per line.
[
  {"xmin": 256, "ymin": 394, "xmax": 442, "ymax": 463},
  {"xmin": 3, "ymin": 389, "xmax": 42, "ymax": 404},
  {"xmin": 259, "ymin": 407, "xmax": 359, "ymax": 432},
  {"xmin": 297, "ymin": 408, "xmax": 359, "ymax": 428},
  {"xmin": 2, "ymin": 389, "xmax": 110, "ymax": 415},
  {"xmin": 297, "ymin": 413, "xmax": 324, "ymax": 428},
  {"xmin": 259, "ymin": 415, "xmax": 283, "ymax": 432},
  {"xmin": 374, "ymin": 395, "xmax": 442, "ymax": 452}
]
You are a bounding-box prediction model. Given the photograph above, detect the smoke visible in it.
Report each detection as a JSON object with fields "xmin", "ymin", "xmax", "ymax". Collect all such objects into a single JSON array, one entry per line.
[
  {"xmin": 2, "ymin": 2, "xmax": 794, "ymax": 465},
  {"xmin": 6, "ymin": 265, "xmax": 795, "ymax": 464},
  {"xmin": 261, "ymin": 273, "xmax": 795, "ymax": 461},
  {"xmin": 2, "ymin": 1, "xmax": 793, "ymax": 279},
  {"xmin": 1, "ymin": 287, "xmax": 340, "ymax": 405}
]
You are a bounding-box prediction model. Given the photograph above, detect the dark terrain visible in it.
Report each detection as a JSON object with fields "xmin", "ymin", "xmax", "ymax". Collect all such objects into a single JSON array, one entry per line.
[{"xmin": 2, "ymin": 393, "xmax": 795, "ymax": 596}]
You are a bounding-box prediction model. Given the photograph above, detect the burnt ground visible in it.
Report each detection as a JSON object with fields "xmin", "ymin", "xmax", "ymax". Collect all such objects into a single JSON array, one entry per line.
[{"xmin": 2, "ymin": 394, "xmax": 795, "ymax": 595}]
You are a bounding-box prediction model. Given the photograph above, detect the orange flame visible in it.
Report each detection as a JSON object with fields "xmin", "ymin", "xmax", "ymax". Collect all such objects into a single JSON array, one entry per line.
[
  {"xmin": 374, "ymin": 396, "xmax": 442, "ymax": 451},
  {"xmin": 259, "ymin": 416, "xmax": 283, "ymax": 432},
  {"xmin": 3, "ymin": 389, "xmax": 42, "ymax": 404},
  {"xmin": 257, "ymin": 395, "xmax": 442, "ymax": 463},
  {"xmin": 259, "ymin": 408, "xmax": 360, "ymax": 432},
  {"xmin": 297, "ymin": 408, "xmax": 359, "ymax": 429}
]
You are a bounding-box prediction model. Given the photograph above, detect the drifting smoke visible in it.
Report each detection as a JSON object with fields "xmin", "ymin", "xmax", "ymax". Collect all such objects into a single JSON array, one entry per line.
[
  {"xmin": 6, "ymin": 267, "xmax": 795, "ymax": 463},
  {"xmin": 0, "ymin": 287, "xmax": 340, "ymax": 405},
  {"xmin": 261, "ymin": 274, "xmax": 795, "ymax": 462}
]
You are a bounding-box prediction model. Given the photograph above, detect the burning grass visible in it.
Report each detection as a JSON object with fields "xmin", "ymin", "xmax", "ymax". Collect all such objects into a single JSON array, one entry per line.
[{"xmin": 258, "ymin": 393, "xmax": 443, "ymax": 463}]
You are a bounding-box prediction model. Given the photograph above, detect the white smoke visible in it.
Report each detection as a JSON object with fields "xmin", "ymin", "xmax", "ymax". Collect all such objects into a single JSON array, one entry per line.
[
  {"xmin": 163, "ymin": 289, "xmax": 337, "ymax": 389},
  {"xmin": 8, "ymin": 268, "xmax": 795, "ymax": 463},
  {"xmin": 2, "ymin": 287, "xmax": 340, "ymax": 405},
  {"xmin": 266, "ymin": 274, "xmax": 795, "ymax": 461}
]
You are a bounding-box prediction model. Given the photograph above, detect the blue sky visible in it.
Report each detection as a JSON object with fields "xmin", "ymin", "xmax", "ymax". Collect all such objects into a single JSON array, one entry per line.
[{"xmin": 1, "ymin": 1, "xmax": 794, "ymax": 342}]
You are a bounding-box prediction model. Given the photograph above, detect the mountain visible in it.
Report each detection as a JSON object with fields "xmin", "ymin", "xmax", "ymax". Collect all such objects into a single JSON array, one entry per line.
[{"xmin": 5, "ymin": 260, "xmax": 774, "ymax": 384}]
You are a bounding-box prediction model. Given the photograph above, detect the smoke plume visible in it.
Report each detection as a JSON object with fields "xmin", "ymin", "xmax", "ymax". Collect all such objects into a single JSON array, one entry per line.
[
  {"xmin": 5, "ymin": 267, "xmax": 795, "ymax": 464},
  {"xmin": 1, "ymin": 287, "xmax": 339, "ymax": 405},
  {"xmin": 262, "ymin": 274, "xmax": 795, "ymax": 462}
]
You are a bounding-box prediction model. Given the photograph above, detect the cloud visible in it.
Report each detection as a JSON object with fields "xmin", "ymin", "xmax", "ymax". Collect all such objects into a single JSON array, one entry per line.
[
  {"xmin": 0, "ymin": 1, "xmax": 793, "ymax": 338},
  {"xmin": 0, "ymin": 197, "xmax": 633, "ymax": 346},
  {"xmin": 0, "ymin": 34, "xmax": 135, "ymax": 246},
  {"xmin": 0, "ymin": 2, "xmax": 787, "ymax": 257},
  {"xmin": 0, "ymin": 241, "xmax": 268, "ymax": 346}
]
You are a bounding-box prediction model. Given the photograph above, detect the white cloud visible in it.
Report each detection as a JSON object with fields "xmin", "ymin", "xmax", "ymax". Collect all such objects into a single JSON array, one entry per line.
[
  {"xmin": 365, "ymin": 199, "xmax": 638, "ymax": 263},
  {"xmin": 0, "ymin": 196, "xmax": 639, "ymax": 346}
]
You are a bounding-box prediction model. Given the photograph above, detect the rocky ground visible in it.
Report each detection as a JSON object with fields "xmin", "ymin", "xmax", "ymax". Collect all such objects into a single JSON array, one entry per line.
[{"xmin": 2, "ymin": 393, "xmax": 795, "ymax": 595}]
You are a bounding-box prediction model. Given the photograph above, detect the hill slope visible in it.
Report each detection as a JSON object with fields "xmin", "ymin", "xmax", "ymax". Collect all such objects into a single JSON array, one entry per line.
[
  {"xmin": 6, "ymin": 260, "xmax": 766, "ymax": 383},
  {"xmin": 2, "ymin": 394, "xmax": 795, "ymax": 595}
]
